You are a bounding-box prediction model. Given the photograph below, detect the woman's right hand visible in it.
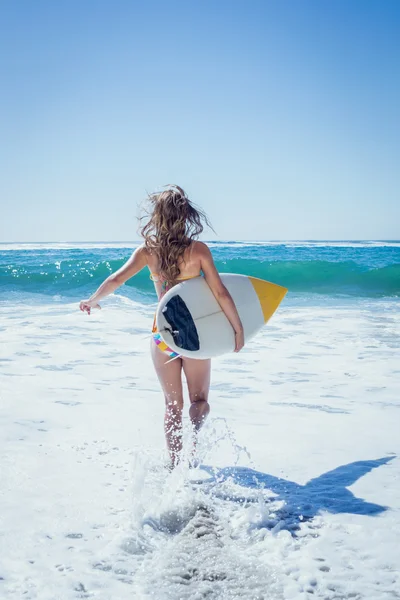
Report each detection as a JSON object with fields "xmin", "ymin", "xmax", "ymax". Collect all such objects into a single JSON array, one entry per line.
[
  {"xmin": 79, "ymin": 299, "xmax": 101, "ymax": 315},
  {"xmin": 234, "ymin": 329, "xmax": 245, "ymax": 353}
]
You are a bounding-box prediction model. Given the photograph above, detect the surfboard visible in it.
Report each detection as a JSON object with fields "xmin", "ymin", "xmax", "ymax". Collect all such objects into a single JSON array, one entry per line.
[{"xmin": 155, "ymin": 273, "xmax": 288, "ymax": 359}]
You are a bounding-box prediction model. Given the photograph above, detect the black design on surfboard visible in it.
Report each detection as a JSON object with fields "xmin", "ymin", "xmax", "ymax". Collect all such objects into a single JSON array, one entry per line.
[{"xmin": 162, "ymin": 295, "xmax": 200, "ymax": 351}]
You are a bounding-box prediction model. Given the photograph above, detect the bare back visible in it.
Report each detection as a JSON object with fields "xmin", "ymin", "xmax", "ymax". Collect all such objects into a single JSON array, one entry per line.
[{"xmin": 145, "ymin": 241, "xmax": 203, "ymax": 299}]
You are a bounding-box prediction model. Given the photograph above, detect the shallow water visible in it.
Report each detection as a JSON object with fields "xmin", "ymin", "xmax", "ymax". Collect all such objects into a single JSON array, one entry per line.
[{"xmin": 0, "ymin": 290, "xmax": 399, "ymax": 599}]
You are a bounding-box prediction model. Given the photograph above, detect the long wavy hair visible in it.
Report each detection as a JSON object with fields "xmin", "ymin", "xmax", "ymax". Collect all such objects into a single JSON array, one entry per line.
[{"xmin": 140, "ymin": 185, "xmax": 212, "ymax": 286}]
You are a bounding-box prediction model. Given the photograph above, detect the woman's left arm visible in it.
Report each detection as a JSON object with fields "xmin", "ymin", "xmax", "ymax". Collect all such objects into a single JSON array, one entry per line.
[{"xmin": 79, "ymin": 245, "xmax": 147, "ymax": 314}]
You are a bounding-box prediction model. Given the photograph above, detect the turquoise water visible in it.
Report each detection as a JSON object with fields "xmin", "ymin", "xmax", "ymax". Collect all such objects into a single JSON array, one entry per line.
[{"xmin": 1, "ymin": 241, "xmax": 399, "ymax": 303}]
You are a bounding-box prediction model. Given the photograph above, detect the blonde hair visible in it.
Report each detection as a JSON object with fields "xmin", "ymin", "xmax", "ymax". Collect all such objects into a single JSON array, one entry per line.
[{"xmin": 140, "ymin": 185, "xmax": 212, "ymax": 286}]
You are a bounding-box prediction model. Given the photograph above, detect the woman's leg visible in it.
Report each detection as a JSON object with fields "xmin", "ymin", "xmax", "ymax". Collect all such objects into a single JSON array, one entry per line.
[
  {"xmin": 151, "ymin": 341, "xmax": 184, "ymax": 466},
  {"xmin": 182, "ymin": 358, "xmax": 211, "ymax": 432}
]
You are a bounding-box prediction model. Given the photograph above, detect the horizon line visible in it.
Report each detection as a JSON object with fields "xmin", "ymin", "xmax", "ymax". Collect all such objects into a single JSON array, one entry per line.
[{"xmin": 1, "ymin": 239, "xmax": 400, "ymax": 243}]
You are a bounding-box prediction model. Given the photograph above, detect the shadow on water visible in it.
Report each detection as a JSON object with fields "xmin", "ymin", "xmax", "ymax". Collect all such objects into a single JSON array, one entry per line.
[{"xmin": 200, "ymin": 456, "xmax": 394, "ymax": 535}]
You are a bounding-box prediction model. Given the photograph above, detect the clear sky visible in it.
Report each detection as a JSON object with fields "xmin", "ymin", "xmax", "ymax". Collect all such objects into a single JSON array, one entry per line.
[{"xmin": 0, "ymin": 0, "xmax": 399, "ymax": 242}]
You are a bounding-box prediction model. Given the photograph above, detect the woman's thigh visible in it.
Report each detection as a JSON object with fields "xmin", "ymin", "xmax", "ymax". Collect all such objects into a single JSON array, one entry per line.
[
  {"xmin": 182, "ymin": 358, "xmax": 211, "ymax": 403},
  {"xmin": 151, "ymin": 340, "xmax": 183, "ymax": 406}
]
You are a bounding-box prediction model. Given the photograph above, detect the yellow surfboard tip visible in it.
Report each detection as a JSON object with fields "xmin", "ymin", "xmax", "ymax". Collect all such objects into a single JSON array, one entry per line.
[{"xmin": 249, "ymin": 276, "xmax": 288, "ymax": 323}]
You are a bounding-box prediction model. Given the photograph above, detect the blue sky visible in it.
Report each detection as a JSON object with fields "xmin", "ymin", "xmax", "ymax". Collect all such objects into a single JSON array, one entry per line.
[{"xmin": 0, "ymin": 0, "xmax": 399, "ymax": 242}]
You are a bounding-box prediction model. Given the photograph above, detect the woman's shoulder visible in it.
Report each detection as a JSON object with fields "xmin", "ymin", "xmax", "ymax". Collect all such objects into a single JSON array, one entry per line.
[
  {"xmin": 136, "ymin": 243, "xmax": 154, "ymax": 258},
  {"xmin": 132, "ymin": 244, "xmax": 154, "ymax": 270},
  {"xmin": 190, "ymin": 240, "xmax": 210, "ymax": 256},
  {"xmin": 182, "ymin": 241, "xmax": 212, "ymax": 271}
]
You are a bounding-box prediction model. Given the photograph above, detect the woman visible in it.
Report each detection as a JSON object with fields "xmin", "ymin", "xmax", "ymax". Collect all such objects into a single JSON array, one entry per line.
[{"xmin": 79, "ymin": 185, "xmax": 244, "ymax": 468}]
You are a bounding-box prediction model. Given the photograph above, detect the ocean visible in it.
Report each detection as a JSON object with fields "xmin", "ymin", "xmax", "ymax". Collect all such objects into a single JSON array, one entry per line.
[
  {"xmin": 1, "ymin": 241, "xmax": 399, "ymax": 599},
  {"xmin": 1, "ymin": 240, "xmax": 399, "ymax": 302}
]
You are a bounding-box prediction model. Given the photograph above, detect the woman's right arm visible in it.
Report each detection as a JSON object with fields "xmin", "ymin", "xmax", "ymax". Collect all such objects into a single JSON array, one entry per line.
[
  {"xmin": 198, "ymin": 242, "xmax": 244, "ymax": 352},
  {"xmin": 79, "ymin": 245, "xmax": 147, "ymax": 314}
]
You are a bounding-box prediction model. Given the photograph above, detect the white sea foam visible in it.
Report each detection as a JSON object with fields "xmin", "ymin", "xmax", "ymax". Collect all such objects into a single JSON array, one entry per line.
[
  {"xmin": 0, "ymin": 241, "xmax": 140, "ymax": 251},
  {"xmin": 1, "ymin": 240, "xmax": 399, "ymax": 251},
  {"xmin": 0, "ymin": 296, "xmax": 399, "ymax": 599}
]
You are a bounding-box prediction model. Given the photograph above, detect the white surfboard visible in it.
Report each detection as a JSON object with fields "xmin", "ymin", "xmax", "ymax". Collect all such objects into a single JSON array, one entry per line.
[{"xmin": 155, "ymin": 273, "xmax": 287, "ymax": 359}]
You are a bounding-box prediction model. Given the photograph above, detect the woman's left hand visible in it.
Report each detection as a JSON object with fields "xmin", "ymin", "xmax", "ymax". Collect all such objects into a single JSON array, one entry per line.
[{"xmin": 79, "ymin": 299, "xmax": 101, "ymax": 315}]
